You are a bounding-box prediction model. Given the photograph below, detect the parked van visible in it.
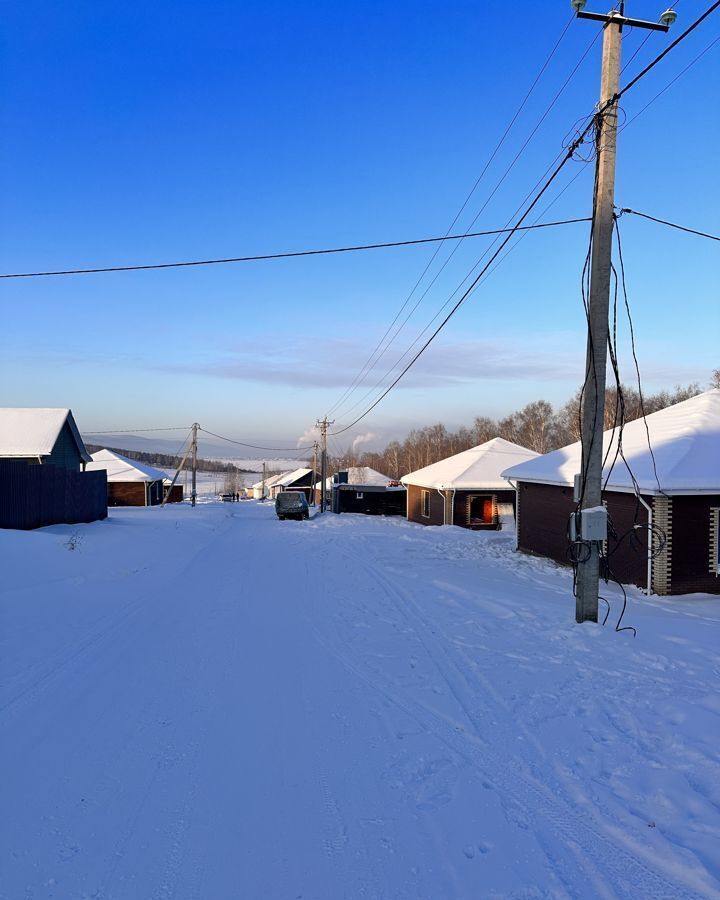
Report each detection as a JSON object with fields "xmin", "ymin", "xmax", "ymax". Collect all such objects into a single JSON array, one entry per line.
[{"xmin": 275, "ymin": 491, "xmax": 310, "ymax": 521}]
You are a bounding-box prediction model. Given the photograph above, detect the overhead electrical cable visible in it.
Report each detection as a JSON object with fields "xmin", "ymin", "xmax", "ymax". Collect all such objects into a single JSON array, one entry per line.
[
  {"xmin": 330, "ymin": 0, "xmax": 720, "ymax": 435},
  {"xmin": 334, "ymin": 158, "xmax": 593, "ymax": 426},
  {"xmin": 323, "ymin": 13, "xmax": 577, "ymax": 418},
  {"xmin": 325, "ymin": 27, "xmax": 602, "ymax": 420},
  {"xmin": 620, "ymin": 32, "xmax": 720, "ymax": 130},
  {"xmin": 198, "ymin": 427, "xmax": 315, "ymax": 452},
  {"xmin": 83, "ymin": 426, "xmax": 191, "ymax": 434},
  {"xmin": 0, "ymin": 220, "xmax": 591, "ymax": 281},
  {"xmin": 618, "ymin": 207, "xmax": 720, "ymax": 241}
]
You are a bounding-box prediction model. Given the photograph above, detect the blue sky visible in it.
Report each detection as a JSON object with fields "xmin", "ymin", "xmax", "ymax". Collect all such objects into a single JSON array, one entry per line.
[{"xmin": 1, "ymin": 0, "xmax": 718, "ymax": 453}]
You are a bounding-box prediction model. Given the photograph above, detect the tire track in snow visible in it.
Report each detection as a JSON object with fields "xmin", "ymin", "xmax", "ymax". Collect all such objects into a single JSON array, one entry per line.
[
  {"xmin": 0, "ymin": 516, "xmax": 236, "ymax": 717},
  {"xmin": 318, "ymin": 538, "xmax": 714, "ymax": 900}
]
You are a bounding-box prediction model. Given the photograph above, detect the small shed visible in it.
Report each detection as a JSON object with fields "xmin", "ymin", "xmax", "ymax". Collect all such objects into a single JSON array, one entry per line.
[
  {"xmin": 0, "ymin": 407, "xmax": 91, "ymax": 470},
  {"xmin": 402, "ymin": 438, "xmax": 539, "ymax": 529},
  {"xmin": 87, "ymin": 450, "xmax": 171, "ymax": 507},
  {"xmin": 501, "ymin": 389, "xmax": 720, "ymax": 596},
  {"xmin": 331, "ymin": 467, "xmax": 406, "ymax": 516},
  {"xmin": 0, "ymin": 408, "xmax": 106, "ymax": 529}
]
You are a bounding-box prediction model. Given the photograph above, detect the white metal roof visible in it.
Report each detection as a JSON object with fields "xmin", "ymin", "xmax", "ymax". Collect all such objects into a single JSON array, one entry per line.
[
  {"xmin": 274, "ymin": 467, "xmax": 312, "ymax": 487},
  {"xmin": 87, "ymin": 449, "xmax": 170, "ymax": 484},
  {"xmin": 342, "ymin": 466, "xmax": 394, "ymax": 487},
  {"xmin": 314, "ymin": 467, "xmax": 395, "ymax": 490},
  {"xmin": 0, "ymin": 407, "xmax": 91, "ymax": 462},
  {"xmin": 402, "ymin": 438, "xmax": 539, "ymax": 490},
  {"xmin": 501, "ymin": 389, "xmax": 720, "ymax": 496}
]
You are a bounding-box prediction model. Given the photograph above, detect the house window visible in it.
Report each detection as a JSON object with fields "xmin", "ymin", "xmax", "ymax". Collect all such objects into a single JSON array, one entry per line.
[{"xmin": 421, "ymin": 490, "xmax": 430, "ymax": 518}]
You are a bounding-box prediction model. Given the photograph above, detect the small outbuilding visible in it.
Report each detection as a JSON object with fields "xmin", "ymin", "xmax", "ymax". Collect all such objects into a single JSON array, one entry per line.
[
  {"xmin": 87, "ymin": 449, "xmax": 171, "ymax": 507},
  {"xmin": 402, "ymin": 438, "xmax": 539, "ymax": 529},
  {"xmin": 0, "ymin": 407, "xmax": 106, "ymax": 529},
  {"xmin": 501, "ymin": 389, "xmax": 720, "ymax": 596},
  {"xmin": 0, "ymin": 407, "xmax": 91, "ymax": 470},
  {"xmin": 331, "ymin": 467, "xmax": 406, "ymax": 516}
]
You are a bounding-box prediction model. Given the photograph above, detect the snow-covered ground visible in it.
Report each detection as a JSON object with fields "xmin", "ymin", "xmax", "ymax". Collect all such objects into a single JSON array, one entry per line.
[{"xmin": 1, "ymin": 503, "xmax": 719, "ymax": 899}]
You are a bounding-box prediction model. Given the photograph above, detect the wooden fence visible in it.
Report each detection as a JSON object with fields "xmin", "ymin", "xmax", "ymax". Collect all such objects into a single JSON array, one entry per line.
[{"xmin": 0, "ymin": 460, "xmax": 107, "ymax": 530}]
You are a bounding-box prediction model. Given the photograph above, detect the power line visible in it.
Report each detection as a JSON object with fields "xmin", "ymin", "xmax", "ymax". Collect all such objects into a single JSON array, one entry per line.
[
  {"xmin": 0, "ymin": 219, "xmax": 590, "ymax": 280},
  {"xmin": 326, "ymin": 26, "xmax": 601, "ymax": 420},
  {"xmin": 620, "ymin": 32, "xmax": 720, "ymax": 130},
  {"xmin": 329, "ymin": 1, "xmax": 720, "ymax": 436},
  {"xmin": 198, "ymin": 427, "xmax": 315, "ymax": 452},
  {"xmin": 617, "ymin": 0, "xmax": 720, "ymax": 98},
  {"xmin": 619, "ymin": 207, "xmax": 720, "ymax": 241},
  {"xmin": 323, "ymin": 13, "xmax": 577, "ymax": 418},
  {"xmin": 83, "ymin": 426, "xmax": 191, "ymax": 434},
  {"xmin": 333, "ymin": 160, "xmax": 592, "ymax": 426},
  {"xmin": 331, "ymin": 140, "xmax": 588, "ymax": 436}
]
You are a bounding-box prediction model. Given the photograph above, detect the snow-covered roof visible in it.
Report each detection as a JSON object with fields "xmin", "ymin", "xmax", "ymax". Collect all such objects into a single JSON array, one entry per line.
[
  {"xmin": 0, "ymin": 407, "xmax": 91, "ymax": 462},
  {"xmin": 254, "ymin": 471, "xmax": 290, "ymax": 490},
  {"xmin": 86, "ymin": 449, "xmax": 170, "ymax": 484},
  {"xmin": 274, "ymin": 467, "xmax": 312, "ymax": 487},
  {"xmin": 341, "ymin": 466, "xmax": 394, "ymax": 487},
  {"xmin": 402, "ymin": 438, "xmax": 539, "ymax": 490},
  {"xmin": 314, "ymin": 467, "xmax": 395, "ymax": 490},
  {"xmin": 501, "ymin": 389, "xmax": 720, "ymax": 496}
]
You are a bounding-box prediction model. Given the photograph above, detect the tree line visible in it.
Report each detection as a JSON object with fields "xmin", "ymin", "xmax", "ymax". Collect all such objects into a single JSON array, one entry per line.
[
  {"xmin": 330, "ymin": 372, "xmax": 719, "ymax": 481},
  {"xmin": 85, "ymin": 445, "xmax": 255, "ymax": 475}
]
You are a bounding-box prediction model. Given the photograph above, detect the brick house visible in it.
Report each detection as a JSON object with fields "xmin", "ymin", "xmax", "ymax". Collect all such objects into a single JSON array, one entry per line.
[
  {"xmin": 502, "ymin": 389, "xmax": 720, "ymax": 596},
  {"xmin": 401, "ymin": 438, "xmax": 539, "ymax": 529}
]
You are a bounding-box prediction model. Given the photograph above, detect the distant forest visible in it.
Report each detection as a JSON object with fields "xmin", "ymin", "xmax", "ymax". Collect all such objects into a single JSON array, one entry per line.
[
  {"xmin": 85, "ymin": 445, "xmax": 257, "ymax": 475},
  {"xmin": 330, "ymin": 371, "xmax": 720, "ymax": 481}
]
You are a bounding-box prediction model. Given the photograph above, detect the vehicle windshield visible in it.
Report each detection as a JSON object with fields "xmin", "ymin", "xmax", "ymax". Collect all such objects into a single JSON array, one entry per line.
[{"xmin": 276, "ymin": 493, "xmax": 306, "ymax": 508}]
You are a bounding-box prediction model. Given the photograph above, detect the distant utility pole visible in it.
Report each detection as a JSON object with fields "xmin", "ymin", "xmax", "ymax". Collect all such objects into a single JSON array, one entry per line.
[
  {"xmin": 191, "ymin": 422, "xmax": 199, "ymax": 508},
  {"xmin": 311, "ymin": 441, "xmax": 319, "ymax": 507},
  {"xmin": 316, "ymin": 418, "xmax": 334, "ymax": 513},
  {"xmin": 261, "ymin": 461, "xmax": 267, "ymax": 502},
  {"xmin": 572, "ymin": 1, "xmax": 676, "ymax": 623}
]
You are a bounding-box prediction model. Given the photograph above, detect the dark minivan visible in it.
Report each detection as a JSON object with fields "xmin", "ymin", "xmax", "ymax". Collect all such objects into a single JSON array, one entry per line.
[{"xmin": 275, "ymin": 491, "xmax": 310, "ymax": 521}]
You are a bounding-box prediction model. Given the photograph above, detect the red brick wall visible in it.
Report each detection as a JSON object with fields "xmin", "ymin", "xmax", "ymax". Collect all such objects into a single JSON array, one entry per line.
[{"xmin": 517, "ymin": 482, "xmax": 649, "ymax": 588}]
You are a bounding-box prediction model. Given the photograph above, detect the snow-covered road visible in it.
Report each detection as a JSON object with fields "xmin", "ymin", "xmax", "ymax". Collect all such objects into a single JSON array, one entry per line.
[{"xmin": 2, "ymin": 502, "xmax": 719, "ymax": 899}]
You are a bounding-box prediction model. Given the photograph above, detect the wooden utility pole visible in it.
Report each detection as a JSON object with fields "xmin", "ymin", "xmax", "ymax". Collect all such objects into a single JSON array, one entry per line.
[
  {"xmin": 190, "ymin": 422, "xmax": 198, "ymax": 508},
  {"xmin": 316, "ymin": 418, "xmax": 333, "ymax": 513},
  {"xmin": 261, "ymin": 461, "xmax": 267, "ymax": 502},
  {"xmin": 311, "ymin": 441, "xmax": 318, "ymax": 507},
  {"xmin": 573, "ymin": 3, "xmax": 674, "ymax": 623}
]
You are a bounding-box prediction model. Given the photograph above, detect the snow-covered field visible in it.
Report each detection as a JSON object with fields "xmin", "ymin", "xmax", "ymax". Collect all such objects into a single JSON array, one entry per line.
[{"xmin": 1, "ymin": 503, "xmax": 719, "ymax": 899}]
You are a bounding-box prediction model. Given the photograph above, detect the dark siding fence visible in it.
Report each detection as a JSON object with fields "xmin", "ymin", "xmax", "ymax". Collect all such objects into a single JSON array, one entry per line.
[{"xmin": 0, "ymin": 460, "xmax": 107, "ymax": 530}]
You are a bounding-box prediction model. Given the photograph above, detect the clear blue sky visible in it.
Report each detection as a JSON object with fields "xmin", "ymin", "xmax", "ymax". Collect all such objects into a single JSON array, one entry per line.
[{"xmin": 1, "ymin": 0, "xmax": 718, "ymax": 453}]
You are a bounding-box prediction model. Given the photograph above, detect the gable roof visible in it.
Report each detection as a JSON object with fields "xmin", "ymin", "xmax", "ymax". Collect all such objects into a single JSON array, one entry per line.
[
  {"xmin": 0, "ymin": 407, "xmax": 91, "ymax": 462},
  {"xmin": 402, "ymin": 438, "xmax": 540, "ymax": 490},
  {"xmin": 501, "ymin": 389, "xmax": 720, "ymax": 496},
  {"xmin": 252, "ymin": 471, "xmax": 290, "ymax": 490},
  {"xmin": 274, "ymin": 467, "xmax": 312, "ymax": 487},
  {"xmin": 342, "ymin": 466, "xmax": 394, "ymax": 487},
  {"xmin": 86, "ymin": 449, "xmax": 170, "ymax": 483}
]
